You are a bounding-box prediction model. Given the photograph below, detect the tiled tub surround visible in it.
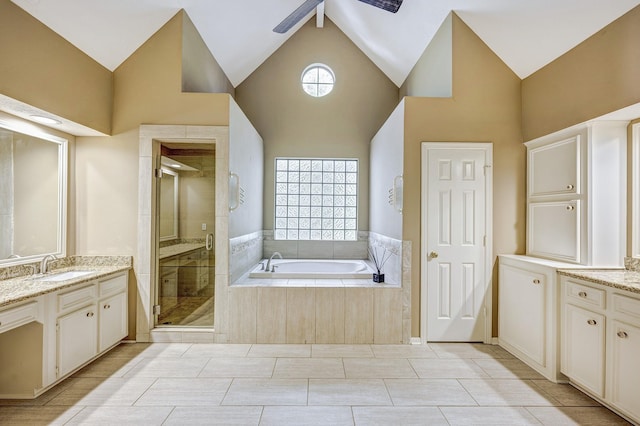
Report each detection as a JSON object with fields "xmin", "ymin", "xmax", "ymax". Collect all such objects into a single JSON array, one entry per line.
[
  {"xmin": 228, "ymin": 233, "xmax": 411, "ymax": 344},
  {"xmin": 0, "ymin": 255, "xmax": 132, "ymax": 307},
  {"xmin": 230, "ymin": 231, "xmax": 263, "ymax": 283}
]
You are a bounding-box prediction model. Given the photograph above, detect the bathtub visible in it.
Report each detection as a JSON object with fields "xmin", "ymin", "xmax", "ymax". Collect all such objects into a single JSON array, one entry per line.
[{"xmin": 249, "ymin": 259, "xmax": 375, "ymax": 279}]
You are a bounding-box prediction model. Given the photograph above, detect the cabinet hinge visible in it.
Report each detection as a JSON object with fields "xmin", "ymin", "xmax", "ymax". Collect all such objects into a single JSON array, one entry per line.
[
  {"xmin": 154, "ymin": 168, "xmax": 163, "ymax": 179},
  {"xmin": 55, "ymin": 366, "xmax": 59, "ymax": 377},
  {"xmin": 483, "ymin": 235, "xmax": 487, "ymax": 247},
  {"xmin": 153, "ymin": 305, "xmax": 161, "ymax": 315},
  {"xmin": 483, "ymin": 164, "xmax": 492, "ymax": 176}
]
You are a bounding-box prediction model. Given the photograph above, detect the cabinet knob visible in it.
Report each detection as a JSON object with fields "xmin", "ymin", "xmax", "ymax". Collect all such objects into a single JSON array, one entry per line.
[
  {"xmin": 86, "ymin": 312, "xmax": 95, "ymax": 318},
  {"xmin": 587, "ymin": 319, "xmax": 597, "ymax": 326},
  {"xmin": 566, "ymin": 184, "xmax": 574, "ymax": 190},
  {"xmin": 617, "ymin": 331, "xmax": 629, "ymax": 339},
  {"xmin": 104, "ymin": 304, "xmax": 111, "ymax": 310},
  {"xmin": 578, "ymin": 291, "xmax": 588, "ymax": 298},
  {"xmin": 566, "ymin": 205, "xmax": 575, "ymax": 211},
  {"xmin": 532, "ymin": 279, "xmax": 541, "ymax": 285}
]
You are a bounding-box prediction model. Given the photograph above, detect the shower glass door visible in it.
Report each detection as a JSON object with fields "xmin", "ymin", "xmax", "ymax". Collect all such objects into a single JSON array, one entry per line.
[{"xmin": 156, "ymin": 144, "xmax": 216, "ymax": 327}]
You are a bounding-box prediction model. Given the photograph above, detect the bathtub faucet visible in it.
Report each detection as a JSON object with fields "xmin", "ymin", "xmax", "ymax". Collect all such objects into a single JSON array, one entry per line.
[{"xmin": 266, "ymin": 252, "xmax": 283, "ymax": 272}]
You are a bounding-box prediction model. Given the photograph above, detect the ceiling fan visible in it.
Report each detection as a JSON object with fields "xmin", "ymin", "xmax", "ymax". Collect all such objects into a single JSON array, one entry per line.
[{"xmin": 273, "ymin": 0, "xmax": 403, "ymax": 33}]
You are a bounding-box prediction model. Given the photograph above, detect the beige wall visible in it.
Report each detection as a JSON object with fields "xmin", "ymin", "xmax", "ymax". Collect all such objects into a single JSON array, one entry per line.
[
  {"xmin": 0, "ymin": 0, "xmax": 112, "ymax": 135},
  {"xmin": 522, "ymin": 5, "xmax": 640, "ymax": 141},
  {"xmin": 403, "ymin": 14, "xmax": 524, "ymax": 336},
  {"xmin": 112, "ymin": 10, "xmax": 230, "ymax": 134},
  {"xmin": 235, "ymin": 18, "xmax": 399, "ymax": 232}
]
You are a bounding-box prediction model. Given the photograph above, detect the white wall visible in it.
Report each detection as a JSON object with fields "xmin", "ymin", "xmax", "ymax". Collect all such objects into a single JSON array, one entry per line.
[
  {"xmin": 400, "ymin": 13, "xmax": 452, "ymax": 98},
  {"xmin": 369, "ymin": 99, "xmax": 404, "ymax": 240},
  {"xmin": 229, "ymin": 98, "xmax": 263, "ymax": 238}
]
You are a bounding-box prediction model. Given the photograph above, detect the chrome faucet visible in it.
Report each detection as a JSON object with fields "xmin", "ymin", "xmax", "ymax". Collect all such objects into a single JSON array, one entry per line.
[
  {"xmin": 266, "ymin": 252, "xmax": 282, "ymax": 272},
  {"xmin": 40, "ymin": 254, "xmax": 57, "ymax": 274}
]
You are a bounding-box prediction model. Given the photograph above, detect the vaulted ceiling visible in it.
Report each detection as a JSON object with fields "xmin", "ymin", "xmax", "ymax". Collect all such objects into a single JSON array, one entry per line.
[{"xmin": 10, "ymin": 0, "xmax": 640, "ymax": 87}]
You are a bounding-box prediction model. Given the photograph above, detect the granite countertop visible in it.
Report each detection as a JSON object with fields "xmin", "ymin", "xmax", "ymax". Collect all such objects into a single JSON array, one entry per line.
[
  {"xmin": 0, "ymin": 256, "xmax": 131, "ymax": 309},
  {"xmin": 158, "ymin": 243, "xmax": 205, "ymax": 260},
  {"xmin": 558, "ymin": 269, "xmax": 640, "ymax": 294}
]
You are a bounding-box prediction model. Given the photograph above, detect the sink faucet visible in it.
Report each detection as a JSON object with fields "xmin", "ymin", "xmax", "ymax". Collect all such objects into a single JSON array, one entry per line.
[
  {"xmin": 266, "ymin": 252, "xmax": 282, "ymax": 272},
  {"xmin": 40, "ymin": 254, "xmax": 57, "ymax": 274}
]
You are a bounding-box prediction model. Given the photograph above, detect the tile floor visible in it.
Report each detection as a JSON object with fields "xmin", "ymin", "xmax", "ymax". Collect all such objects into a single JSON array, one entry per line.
[{"xmin": 0, "ymin": 342, "xmax": 632, "ymax": 425}]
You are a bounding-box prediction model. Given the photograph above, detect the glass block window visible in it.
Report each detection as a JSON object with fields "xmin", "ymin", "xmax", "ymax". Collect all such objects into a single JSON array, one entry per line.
[
  {"xmin": 301, "ymin": 64, "xmax": 335, "ymax": 97},
  {"xmin": 275, "ymin": 158, "xmax": 358, "ymax": 241}
]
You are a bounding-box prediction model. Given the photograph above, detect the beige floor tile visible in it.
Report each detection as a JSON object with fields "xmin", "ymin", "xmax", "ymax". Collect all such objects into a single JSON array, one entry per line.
[
  {"xmin": 440, "ymin": 406, "xmax": 542, "ymax": 425},
  {"xmin": 525, "ymin": 407, "xmax": 632, "ymax": 425},
  {"xmin": 71, "ymin": 355, "xmax": 142, "ymax": 378},
  {"xmin": 459, "ymin": 379, "xmax": 559, "ymax": 406},
  {"xmin": 308, "ymin": 379, "xmax": 391, "ymax": 405},
  {"xmin": 164, "ymin": 406, "xmax": 263, "ymax": 425},
  {"xmin": 312, "ymin": 344, "xmax": 374, "ymax": 358},
  {"xmin": 370, "ymin": 344, "xmax": 437, "ymax": 359},
  {"xmin": 45, "ymin": 377, "xmax": 156, "ymax": 406},
  {"xmin": 199, "ymin": 357, "xmax": 276, "ymax": 377},
  {"xmin": 472, "ymin": 358, "xmax": 545, "ymax": 379},
  {"xmin": 429, "ymin": 343, "xmax": 498, "ymax": 359},
  {"xmin": 352, "ymin": 407, "xmax": 448, "ymax": 425},
  {"xmin": 181, "ymin": 343, "xmax": 252, "ymax": 358},
  {"xmin": 273, "ymin": 358, "xmax": 345, "ymax": 378},
  {"xmin": 343, "ymin": 358, "xmax": 417, "ymax": 379},
  {"xmin": 410, "ymin": 358, "xmax": 489, "ymax": 379},
  {"xmin": 123, "ymin": 356, "xmax": 209, "ymax": 378},
  {"xmin": 260, "ymin": 406, "xmax": 354, "ymax": 425},
  {"xmin": 223, "ymin": 378, "xmax": 308, "ymax": 405},
  {"xmin": 134, "ymin": 377, "xmax": 232, "ymax": 406},
  {"xmin": 529, "ymin": 380, "xmax": 601, "ymax": 407},
  {"xmin": 248, "ymin": 344, "xmax": 311, "ymax": 358},
  {"xmin": 385, "ymin": 378, "xmax": 477, "ymax": 406},
  {"xmin": 108, "ymin": 342, "xmax": 191, "ymax": 359},
  {"xmin": 491, "ymin": 345, "xmax": 517, "ymax": 359},
  {"xmin": 65, "ymin": 406, "xmax": 173, "ymax": 425},
  {"xmin": 0, "ymin": 378, "xmax": 78, "ymax": 407},
  {"xmin": 0, "ymin": 406, "xmax": 84, "ymax": 425}
]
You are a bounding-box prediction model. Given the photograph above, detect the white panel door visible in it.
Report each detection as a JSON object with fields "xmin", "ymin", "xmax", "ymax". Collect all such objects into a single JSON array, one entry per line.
[{"xmin": 424, "ymin": 146, "xmax": 488, "ymax": 341}]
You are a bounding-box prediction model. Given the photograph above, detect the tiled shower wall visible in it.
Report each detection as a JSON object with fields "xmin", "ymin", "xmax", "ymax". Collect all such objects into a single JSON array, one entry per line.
[{"xmin": 229, "ymin": 231, "xmax": 263, "ymax": 283}]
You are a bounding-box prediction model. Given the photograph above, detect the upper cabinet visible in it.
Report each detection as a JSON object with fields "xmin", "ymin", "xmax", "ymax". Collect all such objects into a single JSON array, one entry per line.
[{"xmin": 525, "ymin": 121, "xmax": 627, "ymax": 266}]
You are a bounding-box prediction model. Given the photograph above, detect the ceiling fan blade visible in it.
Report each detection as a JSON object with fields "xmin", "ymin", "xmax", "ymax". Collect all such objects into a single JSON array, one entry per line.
[
  {"xmin": 273, "ymin": 0, "xmax": 325, "ymax": 33},
  {"xmin": 357, "ymin": 0, "xmax": 403, "ymax": 13}
]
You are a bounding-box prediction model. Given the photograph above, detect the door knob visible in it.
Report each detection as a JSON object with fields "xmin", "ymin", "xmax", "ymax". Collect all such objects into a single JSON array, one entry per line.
[{"xmin": 428, "ymin": 251, "xmax": 439, "ymax": 259}]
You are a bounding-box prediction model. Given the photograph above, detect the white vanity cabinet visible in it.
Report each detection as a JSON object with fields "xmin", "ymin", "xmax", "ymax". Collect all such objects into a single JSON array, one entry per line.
[
  {"xmin": 560, "ymin": 275, "xmax": 640, "ymax": 424},
  {"xmin": 498, "ymin": 255, "xmax": 570, "ymax": 382},
  {"xmin": 52, "ymin": 271, "xmax": 128, "ymax": 380},
  {"xmin": 525, "ymin": 121, "xmax": 627, "ymax": 266}
]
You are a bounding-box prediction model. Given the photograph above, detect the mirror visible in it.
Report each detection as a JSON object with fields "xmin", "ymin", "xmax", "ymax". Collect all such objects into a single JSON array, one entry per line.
[
  {"xmin": 632, "ymin": 122, "xmax": 640, "ymax": 258},
  {"xmin": 159, "ymin": 167, "xmax": 178, "ymax": 241},
  {"xmin": 0, "ymin": 122, "xmax": 67, "ymax": 265}
]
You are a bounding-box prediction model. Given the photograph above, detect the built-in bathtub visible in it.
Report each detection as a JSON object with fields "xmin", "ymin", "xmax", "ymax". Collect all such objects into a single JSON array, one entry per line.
[{"xmin": 249, "ymin": 259, "xmax": 374, "ymax": 279}]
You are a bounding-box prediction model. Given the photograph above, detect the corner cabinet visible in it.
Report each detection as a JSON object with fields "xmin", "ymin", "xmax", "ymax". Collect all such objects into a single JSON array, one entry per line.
[
  {"xmin": 498, "ymin": 255, "xmax": 574, "ymax": 382},
  {"xmin": 560, "ymin": 275, "xmax": 640, "ymax": 424},
  {"xmin": 525, "ymin": 121, "xmax": 627, "ymax": 266}
]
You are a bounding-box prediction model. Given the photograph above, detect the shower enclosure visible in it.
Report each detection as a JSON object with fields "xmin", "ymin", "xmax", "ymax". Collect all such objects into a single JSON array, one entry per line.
[{"xmin": 155, "ymin": 143, "xmax": 216, "ymax": 327}]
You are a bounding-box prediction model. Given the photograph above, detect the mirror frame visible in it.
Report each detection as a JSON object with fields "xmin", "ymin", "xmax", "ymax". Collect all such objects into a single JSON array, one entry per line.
[
  {"xmin": 632, "ymin": 122, "xmax": 640, "ymax": 258},
  {"xmin": 0, "ymin": 120, "xmax": 67, "ymax": 266},
  {"xmin": 159, "ymin": 167, "xmax": 179, "ymax": 242}
]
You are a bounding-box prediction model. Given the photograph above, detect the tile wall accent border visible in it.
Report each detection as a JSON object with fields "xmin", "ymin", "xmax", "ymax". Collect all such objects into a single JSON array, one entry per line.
[{"xmin": 230, "ymin": 231, "xmax": 264, "ymax": 283}]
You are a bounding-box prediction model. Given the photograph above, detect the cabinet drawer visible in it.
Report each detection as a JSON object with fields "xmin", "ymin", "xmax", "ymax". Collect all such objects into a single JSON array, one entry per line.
[
  {"xmin": 612, "ymin": 293, "xmax": 640, "ymax": 321},
  {"xmin": 99, "ymin": 273, "xmax": 128, "ymax": 298},
  {"xmin": 566, "ymin": 280, "xmax": 605, "ymax": 309},
  {"xmin": 58, "ymin": 285, "xmax": 96, "ymax": 313},
  {"xmin": 0, "ymin": 301, "xmax": 39, "ymax": 334}
]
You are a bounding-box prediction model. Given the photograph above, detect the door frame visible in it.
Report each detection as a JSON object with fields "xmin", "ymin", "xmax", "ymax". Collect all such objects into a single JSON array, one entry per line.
[{"xmin": 420, "ymin": 142, "xmax": 493, "ymax": 344}]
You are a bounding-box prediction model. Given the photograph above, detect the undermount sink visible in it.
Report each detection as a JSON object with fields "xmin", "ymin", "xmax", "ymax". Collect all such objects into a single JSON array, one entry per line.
[{"xmin": 32, "ymin": 270, "xmax": 95, "ymax": 282}]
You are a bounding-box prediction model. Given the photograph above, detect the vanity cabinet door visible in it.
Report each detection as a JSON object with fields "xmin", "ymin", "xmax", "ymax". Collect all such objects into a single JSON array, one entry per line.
[
  {"xmin": 562, "ymin": 303, "xmax": 605, "ymax": 397},
  {"xmin": 98, "ymin": 292, "xmax": 127, "ymax": 352},
  {"xmin": 499, "ymin": 264, "xmax": 546, "ymax": 366},
  {"xmin": 610, "ymin": 320, "xmax": 640, "ymax": 420},
  {"xmin": 57, "ymin": 304, "xmax": 98, "ymax": 378},
  {"xmin": 528, "ymin": 200, "xmax": 580, "ymax": 263},
  {"xmin": 528, "ymin": 136, "xmax": 579, "ymax": 197}
]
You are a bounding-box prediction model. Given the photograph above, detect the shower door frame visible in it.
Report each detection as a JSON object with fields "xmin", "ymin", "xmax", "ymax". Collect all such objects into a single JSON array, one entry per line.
[{"xmin": 136, "ymin": 125, "xmax": 230, "ymax": 343}]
